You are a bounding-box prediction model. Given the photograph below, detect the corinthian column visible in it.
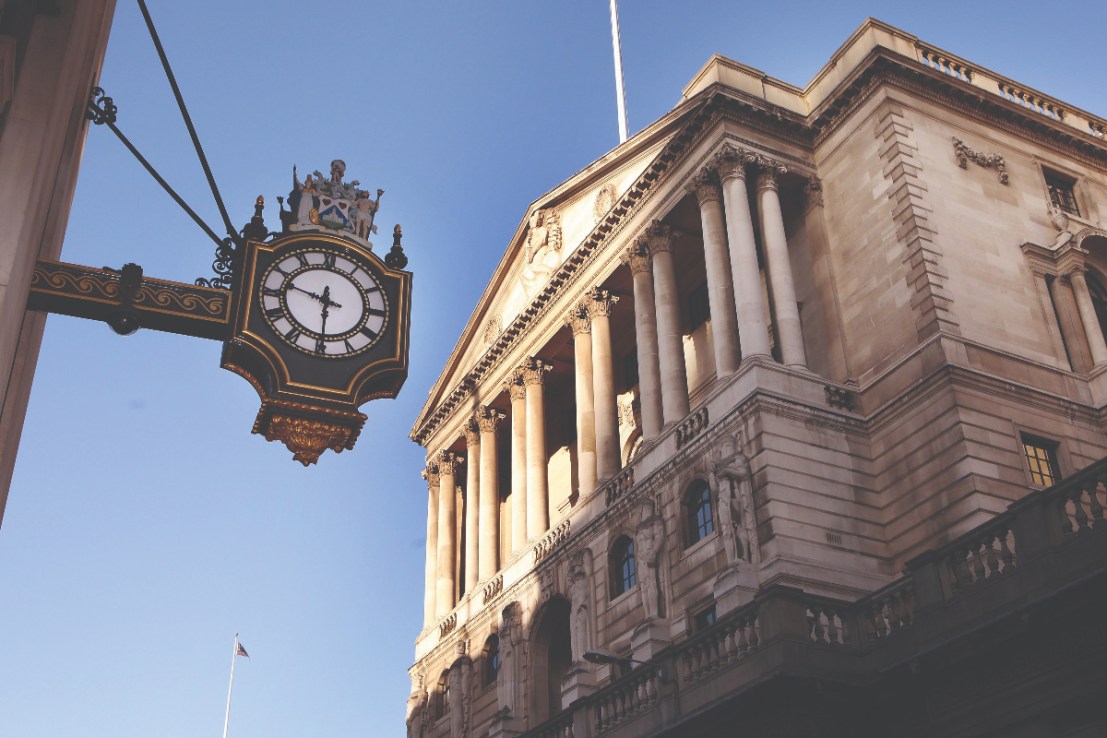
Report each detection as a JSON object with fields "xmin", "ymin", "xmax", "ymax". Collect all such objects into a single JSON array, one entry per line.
[
  {"xmin": 588, "ymin": 287, "xmax": 621, "ymax": 480},
  {"xmin": 715, "ymin": 145, "xmax": 771, "ymax": 359},
  {"xmin": 477, "ymin": 404, "xmax": 505, "ymax": 580},
  {"xmin": 1069, "ymin": 268, "xmax": 1107, "ymax": 367},
  {"xmin": 566, "ymin": 305, "xmax": 597, "ymax": 497},
  {"xmin": 522, "ymin": 357, "xmax": 552, "ymax": 539},
  {"xmin": 463, "ymin": 421, "xmax": 480, "ymax": 594},
  {"xmin": 645, "ymin": 221, "xmax": 691, "ymax": 424},
  {"xmin": 421, "ymin": 463, "xmax": 439, "ymax": 625},
  {"xmin": 435, "ymin": 451, "xmax": 461, "ymax": 617},
  {"xmin": 622, "ymin": 241, "xmax": 663, "ymax": 440},
  {"xmin": 688, "ymin": 168, "xmax": 740, "ymax": 376},
  {"xmin": 756, "ymin": 162, "xmax": 807, "ymax": 367},
  {"xmin": 505, "ymin": 370, "xmax": 528, "ymax": 552}
]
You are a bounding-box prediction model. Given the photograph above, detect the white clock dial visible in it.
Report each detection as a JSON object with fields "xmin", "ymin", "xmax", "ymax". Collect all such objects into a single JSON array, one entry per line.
[{"xmin": 258, "ymin": 248, "xmax": 389, "ymax": 358}]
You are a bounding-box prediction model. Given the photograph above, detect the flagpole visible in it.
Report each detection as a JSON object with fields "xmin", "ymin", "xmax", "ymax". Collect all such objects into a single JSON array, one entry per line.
[
  {"xmin": 221, "ymin": 634, "xmax": 239, "ymax": 738},
  {"xmin": 608, "ymin": 0, "xmax": 629, "ymax": 143}
]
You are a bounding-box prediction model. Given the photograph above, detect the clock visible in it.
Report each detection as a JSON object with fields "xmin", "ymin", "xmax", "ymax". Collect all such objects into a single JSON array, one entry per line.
[
  {"xmin": 222, "ymin": 229, "xmax": 412, "ymax": 465},
  {"xmin": 258, "ymin": 247, "xmax": 389, "ymax": 358}
]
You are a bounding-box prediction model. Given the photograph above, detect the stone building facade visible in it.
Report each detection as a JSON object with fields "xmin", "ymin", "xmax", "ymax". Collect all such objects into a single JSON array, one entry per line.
[
  {"xmin": 407, "ymin": 20, "xmax": 1107, "ymax": 737},
  {"xmin": 0, "ymin": 0, "xmax": 116, "ymax": 525}
]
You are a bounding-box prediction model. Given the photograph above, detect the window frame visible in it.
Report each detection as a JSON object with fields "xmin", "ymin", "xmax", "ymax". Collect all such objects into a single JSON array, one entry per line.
[
  {"xmin": 683, "ymin": 479, "xmax": 716, "ymax": 548},
  {"xmin": 690, "ymin": 602, "xmax": 718, "ymax": 635},
  {"xmin": 609, "ymin": 535, "xmax": 638, "ymax": 600},
  {"xmin": 1043, "ymin": 167, "xmax": 1081, "ymax": 217},
  {"xmin": 482, "ymin": 634, "xmax": 500, "ymax": 688},
  {"xmin": 1019, "ymin": 432, "xmax": 1062, "ymax": 488}
]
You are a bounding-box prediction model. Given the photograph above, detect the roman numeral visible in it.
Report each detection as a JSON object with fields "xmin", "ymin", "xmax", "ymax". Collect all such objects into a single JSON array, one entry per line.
[
  {"xmin": 360, "ymin": 326, "xmax": 379, "ymax": 340},
  {"xmin": 367, "ymin": 307, "xmax": 386, "ymax": 317},
  {"xmin": 296, "ymin": 253, "xmax": 309, "ymax": 267},
  {"xmin": 266, "ymin": 307, "xmax": 283, "ymax": 319},
  {"xmin": 273, "ymin": 264, "xmax": 289, "ymax": 276},
  {"xmin": 323, "ymin": 252, "xmax": 337, "ymax": 268},
  {"xmin": 364, "ymin": 286, "xmax": 380, "ymax": 294},
  {"xmin": 262, "ymin": 286, "xmax": 279, "ymax": 297},
  {"xmin": 315, "ymin": 338, "xmax": 326, "ymax": 354},
  {"xmin": 344, "ymin": 339, "xmax": 356, "ymax": 354},
  {"xmin": 284, "ymin": 327, "xmax": 301, "ymax": 343}
]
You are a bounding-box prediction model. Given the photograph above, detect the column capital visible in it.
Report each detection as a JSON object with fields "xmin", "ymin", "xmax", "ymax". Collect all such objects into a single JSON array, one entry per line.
[
  {"xmin": 621, "ymin": 241, "xmax": 652, "ymax": 274},
  {"xmin": 504, "ymin": 368, "xmax": 527, "ymax": 400},
  {"xmin": 686, "ymin": 167, "xmax": 721, "ymax": 205},
  {"xmin": 804, "ymin": 175, "xmax": 823, "ymax": 207},
  {"xmin": 637, "ymin": 219, "xmax": 682, "ymax": 256},
  {"xmin": 464, "ymin": 417, "xmax": 481, "ymax": 447},
  {"xmin": 753, "ymin": 155, "xmax": 789, "ymax": 191},
  {"xmin": 586, "ymin": 287, "xmax": 620, "ymax": 318},
  {"xmin": 436, "ymin": 450, "xmax": 462, "ymax": 475},
  {"xmin": 421, "ymin": 463, "xmax": 440, "ymax": 488},
  {"xmin": 521, "ymin": 356, "xmax": 554, "ymax": 386},
  {"xmin": 476, "ymin": 404, "xmax": 506, "ymax": 432},
  {"xmin": 564, "ymin": 303, "xmax": 592, "ymax": 335}
]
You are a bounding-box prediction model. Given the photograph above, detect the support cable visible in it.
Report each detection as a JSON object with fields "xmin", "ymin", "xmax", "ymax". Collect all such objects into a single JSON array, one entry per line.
[{"xmin": 136, "ymin": 0, "xmax": 238, "ymax": 244}]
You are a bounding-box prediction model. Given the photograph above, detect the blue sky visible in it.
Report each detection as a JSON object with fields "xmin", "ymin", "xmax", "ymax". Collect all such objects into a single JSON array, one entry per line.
[{"xmin": 2, "ymin": 2, "xmax": 1104, "ymax": 736}]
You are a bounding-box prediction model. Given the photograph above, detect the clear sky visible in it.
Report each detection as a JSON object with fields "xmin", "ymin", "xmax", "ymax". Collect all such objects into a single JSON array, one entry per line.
[{"xmin": 1, "ymin": 2, "xmax": 1104, "ymax": 736}]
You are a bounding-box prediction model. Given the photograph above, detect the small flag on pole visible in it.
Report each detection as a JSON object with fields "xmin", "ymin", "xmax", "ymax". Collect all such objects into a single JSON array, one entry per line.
[{"xmin": 236, "ymin": 642, "xmax": 250, "ymax": 658}]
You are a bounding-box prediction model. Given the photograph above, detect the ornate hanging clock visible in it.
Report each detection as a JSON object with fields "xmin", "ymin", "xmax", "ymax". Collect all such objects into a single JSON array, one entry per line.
[{"xmin": 221, "ymin": 161, "xmax": 412, "ymax": 465}]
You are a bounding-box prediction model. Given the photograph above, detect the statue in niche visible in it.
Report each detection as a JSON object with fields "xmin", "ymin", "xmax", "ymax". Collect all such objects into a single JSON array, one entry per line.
[
  {"xmin": 405, "ymin": 675, "xmax": 427, "ymax": 738},
  {"xmin": 522, "ymin": 209, "xmax": 563, "ymax": 297},
  {"xmin": 496, "ymin": 603, "xmax": 524, "ymax": 717},
  {"xmin": 711, "ymin": 435, "xmax": 759, "ymax": 567},
  {"xmin": 636, "ymin": 499, "xmax": 667, "ymax": 619},
  {"xmin": 449, "ymin": 659, "xmax": 472, "ymax": 737},
  {"xmin": 568, "ymin": 550, "xmax": 594, "ymax": 663}
]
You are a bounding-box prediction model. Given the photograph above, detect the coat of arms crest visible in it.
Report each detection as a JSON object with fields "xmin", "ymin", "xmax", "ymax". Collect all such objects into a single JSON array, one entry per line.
[{"xmin": 280, "ymin": 159, "xmax": 383, "ymax": 246}]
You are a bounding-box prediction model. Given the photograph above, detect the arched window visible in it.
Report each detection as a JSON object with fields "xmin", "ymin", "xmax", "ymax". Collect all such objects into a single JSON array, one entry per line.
[
  {"xmin": 684, "ymin": 480, "xmax": 714, "ymax": 546},
  {"xmin": 435, "ymin": 671, "xmax": 450, "ymax": 719},
  {"xmin": 609, "ymin": 536, "xmax": 637, "ymax": 599},
  {"xmin": 1087, "ymin": 269, "xmax": 1107, "ymax": 345},
  {"xmin": 483, "ymin": 634, "xmax": 500, "ymax": 686}
]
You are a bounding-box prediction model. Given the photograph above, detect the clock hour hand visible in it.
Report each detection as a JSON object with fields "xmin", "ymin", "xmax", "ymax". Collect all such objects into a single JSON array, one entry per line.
[{"xmin": 287, "ymin": 281, "xmax": 342, "ymax": 309}]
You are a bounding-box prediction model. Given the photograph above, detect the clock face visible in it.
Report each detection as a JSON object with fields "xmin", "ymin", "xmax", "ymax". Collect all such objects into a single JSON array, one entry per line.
[{"xmin": 258, "ymin": 247, "xmax": 389, "ymax": 358}]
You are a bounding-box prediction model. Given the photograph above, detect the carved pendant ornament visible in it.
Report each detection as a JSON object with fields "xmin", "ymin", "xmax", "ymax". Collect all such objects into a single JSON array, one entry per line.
[{"xmin": 952, "ymin": 137, "xmax": 1009, "ymax": 184}]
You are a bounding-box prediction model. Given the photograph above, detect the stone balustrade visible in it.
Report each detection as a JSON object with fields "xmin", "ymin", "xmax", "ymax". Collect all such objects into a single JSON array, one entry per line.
[
  {"xmin": 592, "ymin": 665, "xmax": 662, "ymax": 733},
  {"xmin": 918, "ymin": 45, "xmax": 972, "ymax": 82},
  {"xmin": 602, "ymin": 465, "xmax": 635, "ymax": 507},
  {"xmin": 533, "ymin": 520, "xmax": 571, "ymax": 564},
  {"xmin": 514, "ymin": 461, "xmax": 1107, "ymax": 738},
  {"xmin": 677, "ymin": 607, "xmax": 759, "ymax": 683},
  {"xmin": 482, "ymin": 574, "xmax": 503, "ymax": 604}
]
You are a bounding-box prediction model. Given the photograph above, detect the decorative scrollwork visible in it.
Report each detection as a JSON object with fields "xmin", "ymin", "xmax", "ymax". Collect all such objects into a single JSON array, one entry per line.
[
  {"xmin": 195, "ymin": 237, "xmax": 236, "ymax": 289},
  {"xmin": 952, "ymin": 137, "xmax": 1009, "ymax": 184},
  {"xmin": 86, "ymin": 86, "xmax": 118, "ymax": 126}
]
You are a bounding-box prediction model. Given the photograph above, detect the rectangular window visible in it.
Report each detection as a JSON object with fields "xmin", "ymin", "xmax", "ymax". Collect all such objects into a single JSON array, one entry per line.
[
  {"xmin": 1045, "ymin": 170, "xmax": 1080, "ymax": 217},
  {"xmin": 688, "ymin": 282, "xmax": 710, "ymax": 330},
  {"xmin": 1021, "ymin": 433, "xmax": 1061, "ymax": 487},
  {"xmin": 691, "ymin": 604, "xmax": 717, "ymax": 634}
]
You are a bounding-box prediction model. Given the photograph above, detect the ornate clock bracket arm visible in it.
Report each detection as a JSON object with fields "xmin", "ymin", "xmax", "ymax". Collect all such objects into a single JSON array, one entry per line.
[{"xmin": 27, "ymin": 259, "xmax": 231, "ymax": 340}]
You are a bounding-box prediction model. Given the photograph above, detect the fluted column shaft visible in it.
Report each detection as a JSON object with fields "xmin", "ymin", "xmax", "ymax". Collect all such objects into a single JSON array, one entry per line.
[
  {"xmin": 589, "ymin": 288, "xmax": 621, "ymax": 479},
  {"xmin": 463, "ymin": 424, "xmax": 480, "ymax": 594},
  {"xmin": 422, "ymin": 465, "xmax": 439, "ymax": 625},
  {"xmin": 477, "ymin": 405, "xmax": 504, "ymax": 580},
  {"xmin": 566, "ymin": 306, "xmax": 597, "ymax": 496},
  {"xmin": 435, "ymin": 452, "xmax": 460, "ymax": 618},
  {"xmin": 623, "ymin": 242, "xmax": 663, "ymax": 439},
  {"xmin": 646, "ymin": 222, "xmax": 691, "ymax": 423},
  {"xmin": 689, "ymin": 170, "xmax": 741, "ymax": 375},
  {"xmin": 506, "ymin": 373, "xmax": 528, "ymax": 553},
  {"xmin": 1069, "ymin": 269, "xmax": 1107, "ymax": 366},
  {"xmin": 523, "ymin": 358, "xmax": 552, "ymax": 539},
  {"xmin": 757, "ymin": 167, "xmax": 807, "ymax": 367},
  {"xmin": 717, "ymin": 150, "xmax": 772, "ymax": 358}
]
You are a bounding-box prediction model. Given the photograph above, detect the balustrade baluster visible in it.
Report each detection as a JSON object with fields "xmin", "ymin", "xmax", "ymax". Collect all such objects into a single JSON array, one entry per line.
[
  {"xmin": 1090, "ymin": 482, "xmax": 1106, "ymax": 523},
  {"xmin": 999, "ymin": 530, "xmax": 1015, "ymax": 570}
]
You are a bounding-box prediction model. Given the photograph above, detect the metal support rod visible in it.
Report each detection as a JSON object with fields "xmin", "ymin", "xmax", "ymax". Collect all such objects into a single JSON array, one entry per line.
[
  {"xmin": 96, "ymin": 113, "xmax": 225, "ymax": 248},
  {"xmin": 136, "ymin": 0, "xmax": 237, "ymax": 243},
  {"xmin": 609, "ymin": 0, "xmax": 629, "ymax": 144}
]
